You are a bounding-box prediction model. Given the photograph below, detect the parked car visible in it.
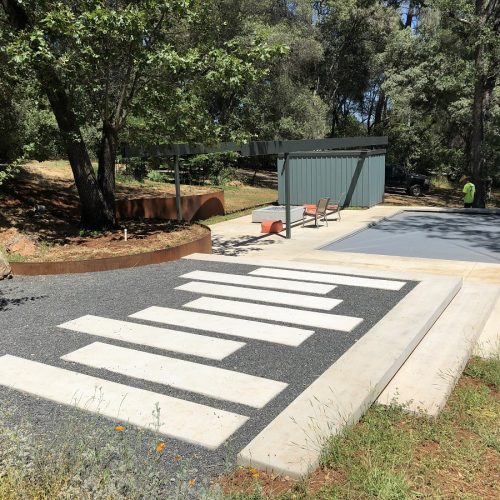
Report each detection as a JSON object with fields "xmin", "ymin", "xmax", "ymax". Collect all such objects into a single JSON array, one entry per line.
[{"xmin": 385, "ymin": 164, "xmax": 430, "ymax": 196}]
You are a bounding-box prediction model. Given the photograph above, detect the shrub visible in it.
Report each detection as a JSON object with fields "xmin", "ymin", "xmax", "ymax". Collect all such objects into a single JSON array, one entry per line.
[
  {"xmin": 147, "ymin": 170, "xmax": 168, "ymax": 183},
  {"xmin": 186, "ymin": 152, "xmax": 239, "ymax": 186}
]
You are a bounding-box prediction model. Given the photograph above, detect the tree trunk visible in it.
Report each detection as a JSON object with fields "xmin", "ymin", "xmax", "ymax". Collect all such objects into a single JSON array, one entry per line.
[
  {"xmin": 42, "ymin": 80, "xmax": 115, "ymax": 228},
  {"xmin": 2, "ymin": 0, "xmax": 115, "ymax": 228},
  {"xmin": 373, "ymin": 89, "xmax": 386, "ymax": 131},
  {"xmin": 469, "ymin": 0, "xmax": 498, "ymax": 208},
  {"xmin": 97, "ymin": 122, "xmax": 118, "ymax": 214}
]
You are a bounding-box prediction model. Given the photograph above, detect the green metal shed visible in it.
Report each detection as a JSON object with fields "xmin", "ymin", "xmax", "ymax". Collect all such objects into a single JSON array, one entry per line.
[{"xmin": 277, "ymin": 149, "xmax": 386, "ymax": 208}]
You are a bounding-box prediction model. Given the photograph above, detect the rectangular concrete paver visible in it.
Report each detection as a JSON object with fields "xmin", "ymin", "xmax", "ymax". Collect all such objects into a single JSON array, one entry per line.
[
  {"xmin": 176, "ymin": 282, "xmax": 340, "ymax": 310},
  {"xmin": 58, "ymin": 315, "xmax": 245, "ymax": 360},
  {"xmin": 179, "ymin": 270, "xmax": 336, "ymax": 294},
  {"xmin": 130, "ymin": 306, "xmax": 314, "ymax": 346},
  {"xmin": 249, "ymin": 268, "xmax": 406, "ymax": 291},
  {"xmin": 378, "ymin": 284, "xmax": 499, "ymax": 415},
  {"xmin": 63, "ymin": 342, "xmax": 287, "ymax": 408},
  {"xmin": 184, "ymin": 297, "xmax": 362, "ymax": 332},
  {"xmin": 0, "ymin": 355, "xmax": 248, "ymax": 449}
]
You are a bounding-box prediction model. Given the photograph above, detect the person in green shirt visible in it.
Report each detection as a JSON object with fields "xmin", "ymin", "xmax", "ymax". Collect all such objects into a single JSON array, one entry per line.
[{"xmin": 462, "ymin": 177, "xmax": 475, "ymax": 208}]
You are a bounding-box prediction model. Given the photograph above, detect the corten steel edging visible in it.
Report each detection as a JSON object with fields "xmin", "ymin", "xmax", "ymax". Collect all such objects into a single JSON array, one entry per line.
[
  {"xmin": 10, "ymin": 226, "xmax": 211, "ymax": 276},
  {"xmin": 115, "ymin": 191, "xmax": 225, "ymax": 221}
]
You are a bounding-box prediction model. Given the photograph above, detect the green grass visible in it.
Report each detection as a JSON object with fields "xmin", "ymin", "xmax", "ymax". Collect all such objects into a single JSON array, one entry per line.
[
  {"xmin": 0, "ymin": 401, "xmax": 221, "ymax": 500},
  {"xmin": 201, "ymin": 185, "xmax": 277, "ymax": 225},
  {"xmin": 223, "ymin": 356, "xmax": 500, "ymax": 499},
  {"xmin": 221, "ymin": 185, "xmax": 277, "ymax": 214},
  {"xmin": 202, "ymin": 207, "xmax": 258, "ymax": 226},
  {"xmin": 4, "ymin": 252, "xmax": 25, "ymax": 263}
]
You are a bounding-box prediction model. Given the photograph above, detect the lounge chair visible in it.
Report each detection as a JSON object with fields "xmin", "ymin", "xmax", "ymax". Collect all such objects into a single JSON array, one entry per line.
[
  {"xmin": 327, "ymin": 192, "xmax": 345, "ymax": 221},
  {"xmin": 303, "ymin": 197, "xmax": 330, "ymax": 227}
]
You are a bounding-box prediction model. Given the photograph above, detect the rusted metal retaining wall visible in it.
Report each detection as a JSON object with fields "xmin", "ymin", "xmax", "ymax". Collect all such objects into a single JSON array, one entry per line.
[
  {"xmin": 115, "ymin": 190, "xmax": 225, "ymax": 221},
  {"xmin": 10, "ymin": 227, "xmax": 211, "ymax": 276}
]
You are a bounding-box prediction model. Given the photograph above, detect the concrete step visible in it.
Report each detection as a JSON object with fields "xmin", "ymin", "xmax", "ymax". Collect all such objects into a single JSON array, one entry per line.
[
  {"xmin": 378, "ymin": 284, "xmax": 499, "ymax": 416},
  {"xmin": 474, "ymin": 294, "xmax": 500, "ymax": 359}
]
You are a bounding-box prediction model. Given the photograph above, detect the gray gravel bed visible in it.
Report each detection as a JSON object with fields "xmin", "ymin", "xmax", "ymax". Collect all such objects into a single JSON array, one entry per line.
[{"xmin": 0, "ymin": 258, "xmax": 416, "ymax": 490}]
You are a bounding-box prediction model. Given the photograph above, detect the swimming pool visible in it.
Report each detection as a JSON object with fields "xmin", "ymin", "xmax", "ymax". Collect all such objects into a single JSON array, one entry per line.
[{"xmin": 321, "ymin": 211, "xmax": 500, "ymax": 263}]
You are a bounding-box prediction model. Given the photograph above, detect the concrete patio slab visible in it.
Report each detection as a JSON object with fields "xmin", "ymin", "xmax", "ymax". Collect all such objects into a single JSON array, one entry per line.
[{"xmin": 207, "ymin": 206, "xmax": 500, "ymax": 285}]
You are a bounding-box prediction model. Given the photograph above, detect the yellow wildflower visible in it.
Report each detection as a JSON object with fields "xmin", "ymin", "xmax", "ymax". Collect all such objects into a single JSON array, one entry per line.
[
  {"xmin": 188, "ymin": 479, "xmax": 196, "ymax": 488},
  {"xmin": 155, "ymin": 441, "xmax": 166, "ymax": 453},
  {"xmin": 175, "ymin": 454, "xmax": 182, "ymax": 461},
  {"xmin": 249, "ymin": 467, "xmax": 260, "ymax": 478},
  {"xmin": 114, "ymin": 425, "xmax": 125, "ymax": 432}
]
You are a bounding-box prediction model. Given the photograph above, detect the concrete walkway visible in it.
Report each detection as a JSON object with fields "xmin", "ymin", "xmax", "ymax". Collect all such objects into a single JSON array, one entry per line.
[{"xmin": 211, "ymin": 206, "xmax": 500, "ymax": 284}]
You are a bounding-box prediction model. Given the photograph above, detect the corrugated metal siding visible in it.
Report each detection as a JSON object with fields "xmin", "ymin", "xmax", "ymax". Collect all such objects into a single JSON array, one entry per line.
[{"xmin": 277, "ymin": 151, "xmax": 385, "ymax": 208}]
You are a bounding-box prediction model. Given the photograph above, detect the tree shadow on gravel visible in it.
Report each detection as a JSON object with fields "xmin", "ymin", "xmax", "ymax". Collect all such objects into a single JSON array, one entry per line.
[{"xmin": 0, "ymin": 289, "xmax": 47, "ymax": 312}]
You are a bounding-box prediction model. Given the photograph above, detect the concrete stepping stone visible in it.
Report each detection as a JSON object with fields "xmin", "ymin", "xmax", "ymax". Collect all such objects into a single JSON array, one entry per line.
[
  {"xmin": 0, "ymin": 355, "xmax": 248, "ymax": 449},
  {"xmin": 179, "ymin": 270, "xmax": 336, "ymax": 294},
  {"xmin": 62, "ymin": 342, "xmax": 287, "ymax": 408},
  {"xmin": 183, "ymin": 297, "xmax": 362, "ymax": 332},
  {"xmin": 58, "ymin": 315, "xmax": 245, "ymax": 360},
  {"xmin": 249, "ymin": 267, "xmax": 406, "ymax": 291},
  {"xmin": 176, "ymin": 282, "xmax": 340, "ymax": 310},
  {"xmin": 130, "ymin": 306, "xmax": 314, "ymax": 346}
]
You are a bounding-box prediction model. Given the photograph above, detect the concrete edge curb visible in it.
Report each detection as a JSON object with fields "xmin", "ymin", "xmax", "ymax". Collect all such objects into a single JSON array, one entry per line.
[
  {"xmin": 236, "ymin": 275, "xmax": 462, "ymax": 479},
  {"xmin": 473, "ymin": 293, "xmax": 500, "ymax": 360}
]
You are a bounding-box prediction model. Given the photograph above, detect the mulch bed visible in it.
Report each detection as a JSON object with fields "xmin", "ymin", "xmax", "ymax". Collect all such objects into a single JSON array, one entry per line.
[{"xmin": 0, "ymin": 168, "xmax": 208, "ymax": 263}]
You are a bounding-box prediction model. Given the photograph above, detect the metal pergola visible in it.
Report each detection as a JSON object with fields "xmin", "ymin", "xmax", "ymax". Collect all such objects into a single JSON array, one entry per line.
[{"xmin": 123, "ymin": 136, "xmax": 388, "ymax": 238}]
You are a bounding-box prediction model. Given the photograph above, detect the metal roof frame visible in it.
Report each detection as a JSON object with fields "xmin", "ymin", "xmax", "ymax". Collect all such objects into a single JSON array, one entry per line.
[{"xmin": 122, "ymin": 136, "xmax": 388, "ymax": 238}]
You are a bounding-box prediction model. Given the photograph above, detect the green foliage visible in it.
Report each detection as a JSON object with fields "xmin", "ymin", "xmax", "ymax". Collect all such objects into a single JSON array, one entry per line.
[
  {"xmin": 464, "ymin": 356, "xmax": 500, "ymax": 389},
  {"xmin": 123, "ymin": 158, "xmax": 148, "ymax": 182},
  {"xmin": 186, "ymin": 152, "xmax": 239, "ymax": 186},
  {"xmin": 147, "ymin": 170, "xmax": 168, "ymax": 183},
  {"xmin": 0, "ymin": 161, "xmax": 20, "ymax": 187},
  {"xmin": 78, "ymin": 229, "xmax": 103, "ymax": 238},
  {"xmin": 1, "ymin": 0, "xmax": 498, "ymax": 188}
]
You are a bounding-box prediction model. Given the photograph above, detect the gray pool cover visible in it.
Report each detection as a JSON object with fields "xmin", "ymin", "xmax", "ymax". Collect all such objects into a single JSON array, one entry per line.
[{"xmin": 322, "ymin": 211, "xmax": 500, "ymax": 263}]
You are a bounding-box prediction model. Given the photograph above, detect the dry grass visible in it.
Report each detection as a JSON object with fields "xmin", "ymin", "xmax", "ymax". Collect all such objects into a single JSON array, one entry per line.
[{"xmin": 221, "ymin": 356, "xmax": 500, "ymax": 499}]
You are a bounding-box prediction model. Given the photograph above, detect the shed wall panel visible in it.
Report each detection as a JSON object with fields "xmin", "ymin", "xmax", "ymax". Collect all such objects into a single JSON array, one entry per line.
[{"xmin": 277, "ymin": 151, "xmax": 385, "ymax": 208}]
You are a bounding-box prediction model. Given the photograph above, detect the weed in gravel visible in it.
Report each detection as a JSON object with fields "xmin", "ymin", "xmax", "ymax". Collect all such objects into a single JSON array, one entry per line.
[{"xmin": 0, "ymin": 401, "xmax": 223, "ymax": 499}]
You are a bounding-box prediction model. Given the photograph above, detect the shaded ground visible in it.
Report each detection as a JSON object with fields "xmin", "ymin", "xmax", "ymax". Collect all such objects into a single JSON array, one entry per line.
[
  {"xmin": 384, "ymin": 184, "xmax": 500, "ymax": 208},
  {"xmin": 0, "ymin": 162, "xmax": 274, "ymax": 262},
  {"xmin": 0, "ymin": 221, "xmax": 208, "ymax": 262}
]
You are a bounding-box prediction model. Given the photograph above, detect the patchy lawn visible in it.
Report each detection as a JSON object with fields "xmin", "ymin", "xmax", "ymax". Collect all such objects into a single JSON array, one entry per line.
[
  {"xmin": 220, "ymin": 356, "xmax": 500, "ymax": 499},
  {"xmin": 223, "ymin": 185, "xmax": 278, "ymax": 214},
  {"xmin": 0, "ymin": 161, "xmax": 276, "ymax": 261}
]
